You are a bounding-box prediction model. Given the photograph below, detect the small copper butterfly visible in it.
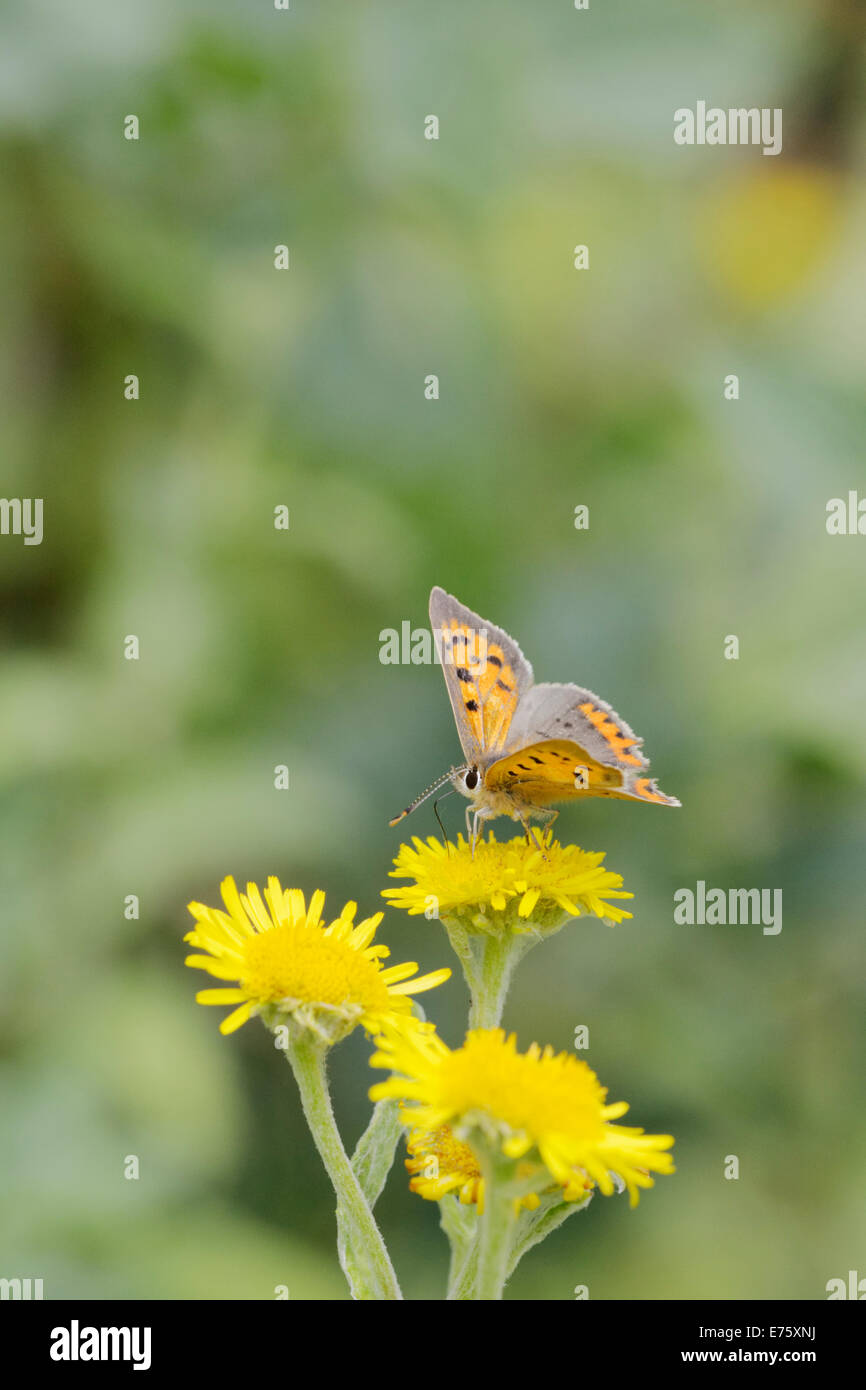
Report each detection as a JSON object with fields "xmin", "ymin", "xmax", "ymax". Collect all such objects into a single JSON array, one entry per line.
[{"xmin": 390, "ymin": 586, "xmax": 680, "ymax": 843}]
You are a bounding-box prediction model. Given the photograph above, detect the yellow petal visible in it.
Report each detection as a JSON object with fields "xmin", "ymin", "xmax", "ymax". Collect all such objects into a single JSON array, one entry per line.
[
  {"xmin": 184, "ymin": 955, "xmax": 242, "ymax": 980},
  {"xmin": 219, "ymin": 1002, "xmax": 254, "ymax": 1034}
]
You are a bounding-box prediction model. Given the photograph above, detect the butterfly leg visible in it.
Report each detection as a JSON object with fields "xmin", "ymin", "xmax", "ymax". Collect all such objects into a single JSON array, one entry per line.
[
  {"xmin": 465, "ymin": 804, "xmax": 475, "ymax": 856},
  {"xmin": 473, "ymin": 810, "xmax": 484, "ymax": 858},
  {"xmin": 526, "ymin": 808, "xmax": 558, "ymax": 857},
  {"xmin": 542, "ymin": 809, "xmax": 559, "ymax": 855}
]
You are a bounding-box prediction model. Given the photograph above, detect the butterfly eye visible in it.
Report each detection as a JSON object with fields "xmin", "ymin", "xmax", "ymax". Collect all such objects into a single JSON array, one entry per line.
[{"xmin": 464, "ymin": 768, "xmax": 479, "ymax": 790}]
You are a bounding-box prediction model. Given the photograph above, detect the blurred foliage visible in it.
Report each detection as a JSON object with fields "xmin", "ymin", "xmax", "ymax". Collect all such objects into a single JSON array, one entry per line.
[{"xmin": 1, "ymin": 0, "xmax": 865, "ymax": 1299}]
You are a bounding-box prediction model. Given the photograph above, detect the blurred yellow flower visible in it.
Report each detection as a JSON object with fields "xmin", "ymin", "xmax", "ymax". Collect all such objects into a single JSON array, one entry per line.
[
  {"xmin": 405, "ymin": 1122, "xmax": 486, "ymax": 1206},
  {"xmin": 383, "ymin": 830, "xmax": 633, "ymax": 931},
  {"xmin": 695, "ymin": 164, "xmax": 841, "ymax": 310},
  {"xmin": 405, "ymin": 1120, "xmax": 564, "ymax": 1214},
  {"xmin": 185, "ymin": 876, "xmax": 450, "ymax": 1041},
  {"xmin": 371, "ymin": 1024, "xmax": 674, "ymax": 1207}
]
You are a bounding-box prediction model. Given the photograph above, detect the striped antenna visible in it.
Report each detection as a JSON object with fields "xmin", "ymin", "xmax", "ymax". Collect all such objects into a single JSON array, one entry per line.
[{"xmin": 388, "ymin": 768, "xmax": 461, "ymax": 827}]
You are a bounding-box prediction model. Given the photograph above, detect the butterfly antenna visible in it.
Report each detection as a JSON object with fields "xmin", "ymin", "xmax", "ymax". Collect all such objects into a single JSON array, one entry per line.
[{"xmin": 388, "ymin": 769, "xmax": 456, "ymax": 827}]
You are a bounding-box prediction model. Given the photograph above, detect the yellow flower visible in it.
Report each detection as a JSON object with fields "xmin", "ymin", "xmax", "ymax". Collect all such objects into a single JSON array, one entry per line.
[
  {"xmin": 371, "ymin": 1025, "xmax": 674, "ymax": 1207},
  {"xmin": 404, "ymin": 1120, "xmax": 557, "ymax": 1213},
  {"xmin": 185, "ymin": 876, "xmax": 451, "ymax": 1042},
  {"xmin": 383, "ymin": 830, "xmax": 633, "ymax": 932},
  {"xmin": 405, "ymin": 1122, "xmax": 485, "ymax": 1205}
]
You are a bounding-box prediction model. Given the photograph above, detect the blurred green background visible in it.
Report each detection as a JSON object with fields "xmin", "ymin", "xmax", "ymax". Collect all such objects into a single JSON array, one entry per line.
[{"xmin": 1, "ymin": 0, "xmax": 865, "ymax": 1300}]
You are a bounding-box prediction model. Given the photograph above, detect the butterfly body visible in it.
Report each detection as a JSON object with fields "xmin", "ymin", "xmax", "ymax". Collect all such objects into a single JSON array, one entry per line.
[{"xmin": 389, "ymin": 587, "xmax": 680, "ymax": 842}]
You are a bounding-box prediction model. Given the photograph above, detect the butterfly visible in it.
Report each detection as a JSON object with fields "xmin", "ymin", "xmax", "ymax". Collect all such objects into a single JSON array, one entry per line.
[{"xmin": 389, "ymin": 586, "xmax": 680, "ymax": 844}]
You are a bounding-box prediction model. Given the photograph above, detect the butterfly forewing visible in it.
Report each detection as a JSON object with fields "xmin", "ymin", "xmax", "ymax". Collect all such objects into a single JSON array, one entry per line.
[{"xmin": 429, "ymin": 586, "xmax": 533, "ymax": 764}]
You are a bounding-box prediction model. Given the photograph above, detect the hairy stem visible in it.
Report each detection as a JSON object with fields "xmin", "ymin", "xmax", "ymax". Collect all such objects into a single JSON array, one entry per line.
[{"xmin": 286, "ymin": 1034, "xmax": 402, "ymax": 1301}]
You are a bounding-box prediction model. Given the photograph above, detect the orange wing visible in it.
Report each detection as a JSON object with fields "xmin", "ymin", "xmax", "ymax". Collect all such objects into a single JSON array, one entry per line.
[
  {"xmin": 438, "ymin": 622, "xmax": 524, "ymax": 755},
  {"xmin": 430, "ymin": 587, "xmax": 533, "ymax": 763}
]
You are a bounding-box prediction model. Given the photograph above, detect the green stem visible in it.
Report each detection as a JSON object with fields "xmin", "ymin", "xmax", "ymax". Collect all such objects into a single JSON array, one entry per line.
[
  {"xmin": 475, "ymin": 1149, "xmax": 517, "ymax": 1300},
  {"xmin": 337, "ymin": 1098, "xmax": 403, "ymax": 1300},
  {"xmin": 468, "ymin": 931, "xmax": 533, "ymax": 1029},
  {"xmin": 442, "ymin": 919, "xmax": 476, "ymax": 1001},
  {"xmin": 440, "ymin": 1194, "xmax": 479, "ymax": 1299},
  {"xmin": 444, "ymin": 919, "xmax": 542, "ymax": 1030},
  {"xmin": 286, "ymin": 1034, "xmax": 402, "ymax": 1301},
  {"xmin": 448, "ymin": 1236, "xmax": 481, "ymax": 1300}
]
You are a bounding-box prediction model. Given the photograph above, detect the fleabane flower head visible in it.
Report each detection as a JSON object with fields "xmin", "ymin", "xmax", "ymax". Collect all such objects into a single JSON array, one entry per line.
[
  {"xmin": 404, "ymin": 1118, "xmax": 555, "ymax": 1214},
  {"xmin": 185, "ymin": 876, "xmax": 451, "ymax": 1046},
  {"xmin": 382, "ymin": 830, "xmax": 633, "ymax": 934},
  {"xmin": 371, "ymin": 1024, "xmax": 674, "ymax": 1207}
]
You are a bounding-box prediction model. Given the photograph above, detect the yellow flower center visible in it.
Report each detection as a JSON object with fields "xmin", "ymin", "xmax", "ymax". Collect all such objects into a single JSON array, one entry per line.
[
  {"xmin": 437, "ymin": 1032, "xmax": 608, "ymax": 1143},
  {"xmin": 240, "ymin": 924, "xmax": 393, "ymax": 1013},
  {"xmin": 408, "ymin": 1124, "xmax": 481, "ymax": 1180}
]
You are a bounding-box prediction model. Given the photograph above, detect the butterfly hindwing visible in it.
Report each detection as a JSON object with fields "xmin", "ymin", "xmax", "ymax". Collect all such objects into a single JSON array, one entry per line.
[
  {"xmin": 429, "ymin": 586, "xmax": 534, "ymax": 763},
  {"xmin": 496, "ymin": 682, "xmax": 680, "ymax": 807},
  {"xmin": 503, "ymin": 682, "xmax": 646, "ymax": 767}
]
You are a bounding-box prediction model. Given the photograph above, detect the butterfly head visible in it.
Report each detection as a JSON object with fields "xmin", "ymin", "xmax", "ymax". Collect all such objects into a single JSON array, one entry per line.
[
  {"xmin": 452, "ymin": 764, "xmax": 481, "ymax": 800},
  {"xmin": 451, "ymin": 762, "xmax": 523, "ymax": 826}
]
